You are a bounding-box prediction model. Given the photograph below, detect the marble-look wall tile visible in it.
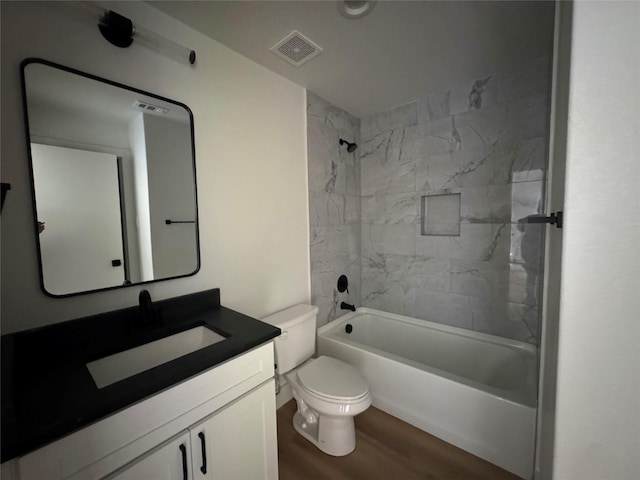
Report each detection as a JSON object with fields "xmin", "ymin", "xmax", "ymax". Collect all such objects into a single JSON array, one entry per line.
[
  {"xmin": 362, "ymin": 254, "xmax": 450, "ymax": 293},
  {"xmin": 310, "ymin": 226, "xmax": 360, "ymax": 260},
  {"xmin": 511, "ymin": 180, "xmax": 544, "ymax": 223},
  {"xmin": 415, "ymin": 228, "xmax": 438, "ymax": 257},
  {"xmin": 361, "ymin": 194, "xmax": 386, "ymax": 224},
  {"xmin": 361, "ymin": 279, "xmax": 416, "ymax": 318},
  {"xmin": 360, "ymin": 127, "xmax": 423, "ymax": 192},
  {"xmin": 361, "ymin": 102, "xmax": 417, "ymax": 138},
  {"xmin": 449, "ymin": 75, "xmax": 498, "ymax": 115},
  {"xmin": 430, "ymin": 223, "xmax": 510, "ymax": 262},
  {"xmin": 468, "ymin": 301, "xmax": 538, "ymax": 343},
  {"xmin": 504, "ymin": 94, "xmax": 551, "ymax": 143},
  {"xmin": 312, "ymin": 252, "xmax": 360, "ymax": 327},
  {"xmin": 507, "ymin": 263, "xmax": 540, "ymax": 306},
  {"xmin": 494, "ymin": 137, "xmax": 547, "ymax": 184},
  {"xmin": 307, "ymin": 117, "xmax": 361, "ymax": 197},
  {"xmin": 414, "ymin": 290, "xmax": 478, "ymax": 330},
  {"xmin": 361, "ymin": 155, "xmax": 416, "ymax": 196},
  {"xmin": 417, "ymin": 73, "xmax": 499, "ymax": 124},
  {"xmin": 420, "ymin": 116, "xmax": 461, "ymax": 157},
  {"xmin": 307, "ymin": 91, "xmax": 359, "ymax": 136},
  {"xmin": 449, "ymin": 259, "xmax": 510, "ymax": 299},
  {"xmin": 417, "ymin": 146, "xmax": 494, "ymax": 192},
  {"xmin": 454, "ymin": 104, "xmax": 509, "ymax": 149},
  {"xmin": 460, "ymin": 184, "xmax": 512, "ymax": 224},
  {"xmin": 309, "ymin": 192, "xmax": 346, "ymax": 227},
  {"xmin": 496, "ymin": 57, "xmax": 551, "ymax": 104},
  {"xmin": 362, "ymin": 125, "xmax": 426, "ymax": 163},
  {"xmin": 507, "ymin": 303, "xmax": 539, "ymax": 342},
  {"xmin": 510, "ymin": 223, "xmax": 544, "ymax": 268},
  {"xmin": 352, "ymin": 58, "xmax": 550, "ymax": 343},
  {"xmin": 417, "ymin": 91, "xmax": 451, "ymax": 123},
  {"xmin": 308, "ymin": 92, "xmax": 360, "ymax": 326},
  {"xmin": 361, "ymin": 224, "xmax": 416, "ymax": 256},
  {"xmin": 416, "ymin": 138, "xmax": 547, "ymax": 194},
  {"xmin": 409, "ymin": 257, "xmax": 451, "ymax": 292},
  {"xmin": 307, "ymin": 118, "xmax": 341, "ymax": 193},
  {"xmin": 361, "ymin": 192, "xmax": 419, "ymax": 225},
  {"xmin": 387, "ymin": 193, "xmax": 420, "ymax": 224},
  {"xmin": 344, "ymin": 194, "xmax": 361, "ymax": 225}
]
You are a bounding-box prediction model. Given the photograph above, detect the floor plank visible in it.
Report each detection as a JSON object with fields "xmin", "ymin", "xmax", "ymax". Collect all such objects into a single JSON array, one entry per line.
[{"xmin": 277, "ymin": 400, "xmax": 521, "ymax": 480}]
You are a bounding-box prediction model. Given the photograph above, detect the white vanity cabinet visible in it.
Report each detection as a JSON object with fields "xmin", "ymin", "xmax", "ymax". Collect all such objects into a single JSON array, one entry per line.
[
  {"xmin": 189, "ymin": 381, "xmax": 278, "ymax": 480},
  {"xmin": 108, "ymin": 381, "xmax": 278, "ymax": 480},
  {"xmin": 10, "ymin": 343, "xmax": 278, "ymax": 480},
  {"xmin": 106, "ymin": 432, "xmax": 191, "ymax": 480}
]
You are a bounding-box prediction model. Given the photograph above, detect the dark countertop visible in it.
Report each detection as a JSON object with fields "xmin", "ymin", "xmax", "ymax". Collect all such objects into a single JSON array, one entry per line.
[{"xmin": 1, "ymin": 288, "xmax": 280, "ymax": 462}]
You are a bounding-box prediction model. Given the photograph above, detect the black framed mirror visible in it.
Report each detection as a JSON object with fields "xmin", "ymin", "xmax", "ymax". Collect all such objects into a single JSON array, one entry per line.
[{"xmin": 21, "ymin": 58, "xmax": 200, "ymax": 297}]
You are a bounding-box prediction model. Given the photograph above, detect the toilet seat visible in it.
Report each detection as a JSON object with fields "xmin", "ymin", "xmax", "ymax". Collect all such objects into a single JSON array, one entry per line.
[{"xmin": 296, "ymin": 356, "xmax": 369, "ymax": 402}]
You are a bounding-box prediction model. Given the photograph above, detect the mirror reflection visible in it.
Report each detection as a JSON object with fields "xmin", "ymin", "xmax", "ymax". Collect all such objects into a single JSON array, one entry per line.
[{"xmin": 22, "ymin": 59, "xmax": 199, "ymax": 297}]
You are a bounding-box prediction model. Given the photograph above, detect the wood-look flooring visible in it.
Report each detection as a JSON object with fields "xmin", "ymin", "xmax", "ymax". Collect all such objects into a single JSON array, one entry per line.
[{"xmin": 277, "ymin": 400, "xmax": 521, "ymax": 480}]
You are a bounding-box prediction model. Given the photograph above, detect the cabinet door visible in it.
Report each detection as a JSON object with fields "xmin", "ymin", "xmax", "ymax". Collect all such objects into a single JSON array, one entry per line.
[
  {"xmin": 190, "ymin": 380, "xmax": 278, "ymax": 480},
  {"xmin": 106, "ymin": 431, "xmax": 191, "ymax": 480}
]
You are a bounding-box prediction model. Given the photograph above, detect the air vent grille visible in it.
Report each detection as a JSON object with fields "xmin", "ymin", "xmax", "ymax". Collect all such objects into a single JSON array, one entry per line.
[
  {"xmin": 133, "ymin": 101, "xmax": 169, "ymax": 115},
  {"xmin": 271, "ymin": 30, "xmax": 322, "ymax": 67}
]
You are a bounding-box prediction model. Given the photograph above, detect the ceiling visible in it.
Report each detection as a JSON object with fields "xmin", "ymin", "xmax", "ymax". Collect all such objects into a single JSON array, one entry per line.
[{"xmin": 150, "ymin": 1, "xmax": 555, "ymax": 119}]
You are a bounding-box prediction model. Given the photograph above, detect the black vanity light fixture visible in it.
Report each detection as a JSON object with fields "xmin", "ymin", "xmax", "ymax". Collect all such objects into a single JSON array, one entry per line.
[
  {"xmin": 79, "ymin": 2, "xmax": 196, "ymax": 65},
  {"xmin": 339, "ymin": 138, "xmax": 358, "ymax": 153}
]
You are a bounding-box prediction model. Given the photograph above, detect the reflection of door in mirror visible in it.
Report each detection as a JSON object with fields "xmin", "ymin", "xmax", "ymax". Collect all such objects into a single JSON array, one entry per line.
[{"xmin": 31, "ymin": 143, "xmax": 127, "ymax": 295}]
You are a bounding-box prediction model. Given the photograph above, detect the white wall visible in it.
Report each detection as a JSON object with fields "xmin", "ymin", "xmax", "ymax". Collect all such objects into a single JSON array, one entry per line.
[
  {"xmin": 0, "ymin": 1, "xmax": 310, "ymax": 333},
  {"xmin": 142, "ymin": 114, "xmax": 197, "ymax": 279},
  {"xmin": 545, "ymin": 1, "xmax": 640, "ymax": 478},
  {"xmin": 129, "ymin": 113, "xmax": 154, "ymax": 282}
]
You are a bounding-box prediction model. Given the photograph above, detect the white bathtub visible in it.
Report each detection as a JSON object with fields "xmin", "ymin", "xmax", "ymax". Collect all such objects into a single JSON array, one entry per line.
[{"xmin": 317, "ymin": 308, "xmax": 537, "ymax": 479}]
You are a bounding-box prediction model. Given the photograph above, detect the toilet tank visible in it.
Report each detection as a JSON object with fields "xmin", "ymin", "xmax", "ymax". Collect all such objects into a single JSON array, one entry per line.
[{"xmin": 261, "ymin": 304, "xmax": 318, "ymax": 374}]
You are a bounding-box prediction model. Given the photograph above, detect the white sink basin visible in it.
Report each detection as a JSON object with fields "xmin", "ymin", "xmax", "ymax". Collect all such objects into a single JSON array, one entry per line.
[{"xmin": 86, "ymin": 326, "xmax": 226, "ymax": 388}]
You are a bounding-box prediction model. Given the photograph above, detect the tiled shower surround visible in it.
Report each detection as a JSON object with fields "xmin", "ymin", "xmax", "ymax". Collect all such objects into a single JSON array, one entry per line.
[
  {"xmin": 308, "ymin": 58, "xmax": 550, "ymax": 342},
  {"xmin": 307, "ymin": 92, "xmax": 361, "ymax": 327}
]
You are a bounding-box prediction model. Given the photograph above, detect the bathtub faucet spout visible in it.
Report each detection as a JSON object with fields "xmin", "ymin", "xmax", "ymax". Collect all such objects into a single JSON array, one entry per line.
[{"xmin": 340, "ymin": 302, "xmax": 356, "ymax": 312}]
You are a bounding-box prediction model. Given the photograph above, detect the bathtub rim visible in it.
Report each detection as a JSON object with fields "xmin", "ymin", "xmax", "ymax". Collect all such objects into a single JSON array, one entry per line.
[
  {"xmin": 318, "ymin": 307, "xmax": 538, "ymax": 408},
  {"xmin": 320, "ymin": 307, "xmax": 537, "ymax": 353}
]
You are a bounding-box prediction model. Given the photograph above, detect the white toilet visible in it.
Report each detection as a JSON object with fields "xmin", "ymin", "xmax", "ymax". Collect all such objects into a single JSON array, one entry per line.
[{"xmin": 262, "ymin": 304, "xmax": 371, "ymax": 456}]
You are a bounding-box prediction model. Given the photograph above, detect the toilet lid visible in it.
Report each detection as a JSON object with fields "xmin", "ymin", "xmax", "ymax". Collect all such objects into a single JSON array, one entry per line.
[{"xmin": 297, "ymin": 356, "xmax": 369, "ymax": 400}]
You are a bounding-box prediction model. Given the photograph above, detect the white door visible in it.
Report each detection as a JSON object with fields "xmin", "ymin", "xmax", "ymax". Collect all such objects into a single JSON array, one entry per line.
[
  {"xmin": 31, "ymin": 143, "xmax": 125, "ymax": 295},
  {"xmin": 190, "ymin": 380, "xmax": 278, "ymax": 480},
  {"xmin": 107, "ymin": 431, "xmax": 192, "ymax": 480}
]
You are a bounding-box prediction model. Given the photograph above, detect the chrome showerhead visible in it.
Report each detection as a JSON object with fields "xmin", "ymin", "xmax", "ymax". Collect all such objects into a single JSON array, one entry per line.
[{"xmin": 339, "ymin": 138, "xmax": 358, "ymax": 153}]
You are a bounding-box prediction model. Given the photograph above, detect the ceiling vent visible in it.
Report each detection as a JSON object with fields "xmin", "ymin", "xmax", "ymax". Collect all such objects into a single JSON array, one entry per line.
[
  {"xmin": 133, "ymin": 101, "xmax": 169, "ymax": 115},
  {"xmin": 271, "ymin": 30, "xmax": 322, "ymax": 67}
]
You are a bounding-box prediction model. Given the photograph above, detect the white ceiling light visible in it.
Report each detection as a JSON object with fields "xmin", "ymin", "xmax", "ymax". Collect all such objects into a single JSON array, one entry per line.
[{"xmin": 337, "ymin": 1, "xmax": 376, "ymax": 19}]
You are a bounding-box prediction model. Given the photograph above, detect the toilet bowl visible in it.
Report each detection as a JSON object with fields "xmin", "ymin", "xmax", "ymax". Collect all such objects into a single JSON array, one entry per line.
[
  {"xmin": 285, "ymin": 356, "xmax": 371, "ymax": 456},
  {"xmin": 260, "ymin": 305, "xmax": 371, "ymax": 457}
]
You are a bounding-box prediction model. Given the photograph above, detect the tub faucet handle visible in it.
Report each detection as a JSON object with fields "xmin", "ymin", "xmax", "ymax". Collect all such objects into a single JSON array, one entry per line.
[{"xmin": 337, "ymin": 275, "xmax": 349, "ymax": 294}]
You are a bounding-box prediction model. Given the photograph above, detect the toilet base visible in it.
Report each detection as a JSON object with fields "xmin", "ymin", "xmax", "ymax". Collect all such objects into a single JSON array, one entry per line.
[{"xmin": 292, "ymin": 410, "xmax": 356, "ymax": 456}]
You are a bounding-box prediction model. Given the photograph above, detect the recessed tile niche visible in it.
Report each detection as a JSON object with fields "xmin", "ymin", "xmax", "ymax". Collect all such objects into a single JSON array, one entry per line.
[{"xmin": 421, "ymin": 193, "xmax": 461, "ymax": 236}]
